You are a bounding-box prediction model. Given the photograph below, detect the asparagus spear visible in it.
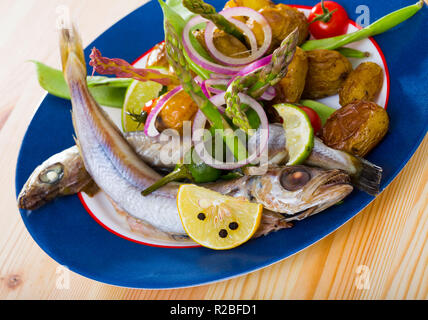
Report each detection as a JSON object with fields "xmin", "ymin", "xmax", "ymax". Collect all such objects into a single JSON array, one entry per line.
[
  {"xmin": 225, "ymin": 28, "xmax": 299, "ymax": 132},
  {"xmin": 224, "ymin": 74, "xmax": 259, "ymax": 132},
  {"xmin": 164, "ymin": 20, "xmax": 247, "ymax": 163},
  {"xmin": 182, "ymin": 0, "xmax": 248, "ymax": 47}
]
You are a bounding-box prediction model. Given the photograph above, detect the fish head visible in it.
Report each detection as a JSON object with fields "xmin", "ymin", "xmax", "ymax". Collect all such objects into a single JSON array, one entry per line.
[
  {"xmin": 249, "ymin": 165, "xmax": 353, "ymax": 219},
  {"xmin": 18, "ymin": 162, "xmax": 65, "ymax": 211},
  {"xmin": 17, "ymin": 147, "xmax": 94, "ymax": 211}
]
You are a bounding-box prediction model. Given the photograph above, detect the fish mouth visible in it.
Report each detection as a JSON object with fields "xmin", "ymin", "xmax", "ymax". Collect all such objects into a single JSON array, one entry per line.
[
  {"xmin": 320, "ymin": 170, "xmax": 352, "ymax": 189},
  {"xmin": 313, "ymin": 170, "xmax": 353, "ymax": 201},
  {"xmin": 283, "ymin": 171, "xmax": 353, "ymax": 222}
]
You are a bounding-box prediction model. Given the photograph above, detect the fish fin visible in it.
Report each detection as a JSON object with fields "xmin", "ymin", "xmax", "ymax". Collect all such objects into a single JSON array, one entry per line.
[
  {"xmin": 81, "ymin": 180, "xmax": 100, "ymax": 197},
  {"xmin": 352, "ymin": 157, "xmax": 382, "ymax": 196},
  {"xmin": 253, "ymin": 210, "xmax": 293, "ymax": 238},
  {"xmin": 72, "ymin": 134, "xmax": 80, "ymax": 151},
  {"xmin": 282, "ymin": 206, "xmax": 318, "ymax": 222},
  {"xmin": 107, "ymin": 196, "xmax": 192, "ymax": 244}
]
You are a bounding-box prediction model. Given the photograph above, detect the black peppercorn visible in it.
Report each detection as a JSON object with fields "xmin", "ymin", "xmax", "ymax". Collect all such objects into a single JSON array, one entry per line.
[
  {"xmin": 229, "ymin": 222, "xmax": 239, "ymax": 230},
  {"xmin": 219, "ymin": 229, "xmax": 228, "ymax": 238},
  {"xmin": 197, "ymin": 213, "xmax": 206, "ymax": 220}
]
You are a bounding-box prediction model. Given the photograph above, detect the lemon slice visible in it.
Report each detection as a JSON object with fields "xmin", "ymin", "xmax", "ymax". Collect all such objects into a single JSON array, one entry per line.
[
  {"xmin": 177, "ymin": 184, "xmax": 263, "ymax": 250},
  {"xmin": 273, "ymin": 103, "xmax": 314, "ymax": 165},
  {"xmin": 121, "ymin": 79, "xmax": 163, "ymax": 132}
]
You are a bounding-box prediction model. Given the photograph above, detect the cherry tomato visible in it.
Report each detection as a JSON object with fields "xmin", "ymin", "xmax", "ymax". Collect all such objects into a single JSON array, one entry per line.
[
  {"xmin": 308, "ymin": 1, "xmax": 349, "ymax": 39},
  {"xmin": 299, "ymin": 106, "xmax": 322, "ymax": 134},
  {"xmin": 142, "ymin": 97, "xmax": 158, "ymax": 114}
]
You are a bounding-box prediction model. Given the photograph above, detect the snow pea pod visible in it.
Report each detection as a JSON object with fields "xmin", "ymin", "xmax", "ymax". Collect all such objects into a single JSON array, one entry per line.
[
  {"xmin": 32, "ymin": 61, "xmax": 131, "ymax": 108},
  {"xmin": 299, "ymin": 99, "xmax": 336, "ymax": 125},
  {"xmin": 335, "ymin": 47, "xmax": 369, "ymax": 58},
  {"xmin": 301, "ymin": 1, "xmax": 424, "ymax": 51}
]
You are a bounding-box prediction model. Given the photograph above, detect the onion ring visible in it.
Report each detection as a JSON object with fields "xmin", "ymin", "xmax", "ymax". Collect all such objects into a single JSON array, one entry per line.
[
  {"xmin": 144, "ymin": 85, "xmax": 183, "ymax": 137},
  {"xmin": 192, "ymin": 93, "xmax": 269, "ymax": 170},
  {"xmin": 204, "ymin": 7, "xmax": 272, "ymax": 66}
]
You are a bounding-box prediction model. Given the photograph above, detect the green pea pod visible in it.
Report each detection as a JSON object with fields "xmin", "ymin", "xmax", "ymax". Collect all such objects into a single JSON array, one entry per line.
[
  {"xmin": 86, "ymin": 76, "xmax": 133, "ymax": 88},
  {"xmin": 301, "ymin": 1, "xmax": 424, "ymax": 51},
  {"xmin": 299, "ymin": 99, "xmax": 336, "ymax": 125},
  {"xmin": 32, "ymin": 61, "xmax": 131, "ymax": 108},
  {"xmin": 335, "ymin": 47, "xmax": 370, "ymax": 58}
]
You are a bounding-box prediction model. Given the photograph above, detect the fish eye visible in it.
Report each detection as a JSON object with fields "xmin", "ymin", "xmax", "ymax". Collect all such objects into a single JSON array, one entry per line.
[
  {"xmin": 39, "ymin": 163, "xmax": 64, "ymax": 184},
  {"xmin": 280, "ymin": 167, "xmax": 311, "ymax": 191}
]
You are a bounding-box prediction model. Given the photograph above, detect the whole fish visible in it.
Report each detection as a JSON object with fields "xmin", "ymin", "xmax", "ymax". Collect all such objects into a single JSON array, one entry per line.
[{"xmin": 19, "ymin": 26, "xmax": 354, "ymax": 243}]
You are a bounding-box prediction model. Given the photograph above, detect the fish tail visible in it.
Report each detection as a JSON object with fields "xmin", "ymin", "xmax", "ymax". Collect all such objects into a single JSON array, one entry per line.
[
  {"xmin": 352, "ymin": 157, "xmax": 382, "ymax": 196},
  {"xmin": 59, "ymin": 24, "xmax": 87, "ymax": 82}
]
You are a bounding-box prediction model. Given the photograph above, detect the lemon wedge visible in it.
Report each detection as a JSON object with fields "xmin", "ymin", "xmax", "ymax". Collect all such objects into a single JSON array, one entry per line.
[{"xmin": 177, "ymin": 184, "xmax": 263, "ymax": 250}]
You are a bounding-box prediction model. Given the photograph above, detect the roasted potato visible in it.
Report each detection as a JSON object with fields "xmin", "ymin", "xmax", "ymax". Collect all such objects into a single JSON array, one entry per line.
[
  {"xmin": 302, "ymin": 49, "xmax": 353, "ymax": 99},
  {"xmin": 159, "ymin": 90, "xmax": 199, "ymax": 133},
  {"xmin": 247, "ymin": 4, "xmax": 309, "ymax": 52},
  {"xmin": 144, "ymin": 42, "xmax": 169, "ymax": 70},
  {"xmin": 193, "ymin": 29, "xmax": 249, "ymax": 59},
  {"xmin": 224, "ymin": 0, "xmax": 274, "ymax": 11},
  {"xmin": 273, "ymin": 46, "xmax": 308, "ymax": 103},
  {"xmin": 321, "ymin": 100, "xmax": 389, "ymax": 157},
  {"xmin": 339, "ymin": 62, "xmax": 384, "ymax": 107}
]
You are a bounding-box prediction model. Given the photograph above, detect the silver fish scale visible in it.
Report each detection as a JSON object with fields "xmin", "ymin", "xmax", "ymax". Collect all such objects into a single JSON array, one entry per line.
[{"xmin": 71, "ymin": 83, "xmax": 185, "ymax": 235}]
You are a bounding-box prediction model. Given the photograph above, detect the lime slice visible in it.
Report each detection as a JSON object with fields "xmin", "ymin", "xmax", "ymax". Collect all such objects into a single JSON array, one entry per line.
[
  {"xmin": 121, "ymin": 79, "xmax": 163, "ymax": 132},
  {"xmin": 273, "ymin": 103, "xmax": 314, "ymax": 165}
]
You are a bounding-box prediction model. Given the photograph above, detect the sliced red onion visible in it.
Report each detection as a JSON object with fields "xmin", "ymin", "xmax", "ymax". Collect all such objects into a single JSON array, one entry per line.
[
  {"xmin": 236, "ymin": 54, "xmax": 272, "ymax": 77},
  {"xmin": 206, "ymin": 86, "xmax": 224, "ymax": 95},
  {"xmin": 210, "ymin": 73, "xmax": 233, "ymax": 79},
  {"xmin": 205, "ymin": 78, "xmax": 229, "ymax": 87},
  {"xmin": 193, "ymin": 76, "xmax": 211, "ymax": 98},
  {"xmin": 204, "ymin": 18, "xmax": 257, "ymax": 66},
  {"xmin": 226, "ymin": 54, "xmax": 273, "ymax": 87},
  {"xmin": 260, "ymin": 86, "xmax": 276, "ymax": 101},
  {"xmin": 144, "ymin": 86, "xmax": 183, "ymax": 137},
  {"xmin": 204, "ymin": 7, "xmax": 272, "ymax": 67},
  {"xmin": 203, "ymin": 79, "xmax": 228, "ymax": 95},
  {"xmin": 192, "ymin": 93, "xmax": 269, "ymax": 170},
  {"xmin": 194, "ymin": 76, "xmax": 203, "ymax": 84},
  {"xmin": 200, "ymin": 81, "xmax": 210, "ymax": 98},
  {"xmin": 182, "ymin": 16, "xmax": 242, "ymax": 75}
]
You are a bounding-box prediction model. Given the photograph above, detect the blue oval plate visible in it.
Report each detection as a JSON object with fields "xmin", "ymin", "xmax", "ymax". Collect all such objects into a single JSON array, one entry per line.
[{"xmin": 16, "ymin": 0, "xmax": 428, "ymax": 289}]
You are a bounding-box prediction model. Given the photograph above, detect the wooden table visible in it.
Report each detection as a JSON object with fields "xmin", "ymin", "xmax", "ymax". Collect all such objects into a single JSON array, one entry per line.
[{"xmin": 0, "ymin": 0, "xmax": 427, "ymax": 300}]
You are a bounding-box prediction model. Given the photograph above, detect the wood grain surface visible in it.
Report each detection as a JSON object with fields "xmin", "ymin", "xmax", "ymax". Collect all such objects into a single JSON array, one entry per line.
[{"xmin": 0, "ymin": 0, "xmax": 427, "ymax": 300}]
